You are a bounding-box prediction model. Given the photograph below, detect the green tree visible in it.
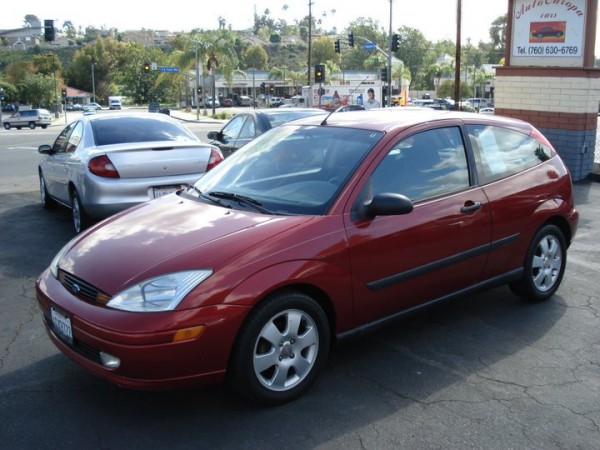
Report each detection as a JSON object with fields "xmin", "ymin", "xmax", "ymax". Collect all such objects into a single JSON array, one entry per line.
[
  {"xmin": 394, "ymin": 26, "xmax": 430, "ymax": 85},
  {"xmin": 342, "ymin": 18, "xmax": 387, "ymax": 70},
  {"xmin": 244, "ymin": 45, "xmax": 268, "ymax": 70},
  {"xmin": 437, "ymin": 79, "xmax": 472, "ymax": 99},
  {"xmin": 312, "ymin": 37, "xmax": 340, "ymax": 68}
]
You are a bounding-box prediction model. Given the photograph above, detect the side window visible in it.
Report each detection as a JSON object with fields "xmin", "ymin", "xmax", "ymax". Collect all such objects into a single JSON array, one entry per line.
[
  {"xmin": 368, "ymin": 127, "xmax": 470, "ymax": 202},
  {"xmin": 52, "ymin": 123, "xmax": 77, "ymax": 153},
  {"xmin": 221, "ymin": 115, "xmax": 246, "ymax": 140},
  {"xmin": 238, "ymin": 116, "xmax": 256, "ymax": 139},
  {"xmin": 466, "ymin": 125, "xmax": 555, "ymax": 184},
  {"xmin": 65, "ymin": 122, "xmax": 84, "ymax": 153}
]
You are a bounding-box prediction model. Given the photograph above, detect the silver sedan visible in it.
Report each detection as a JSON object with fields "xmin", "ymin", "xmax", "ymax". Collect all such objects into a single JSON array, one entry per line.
[{"xmin": 38, "ymin": 113, "xmax": 223, "ymax": 233}]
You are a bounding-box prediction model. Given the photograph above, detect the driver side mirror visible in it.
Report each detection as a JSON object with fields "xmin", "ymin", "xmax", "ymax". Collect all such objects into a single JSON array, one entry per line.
[
  {"xmin": 38, "ymin": 144, "xmax": 53, "ymax": 155},
  {"xmin": 354, "ymin": 193, "xmax": 414, "ymax": 220},
  {"xmin": 207, "ymin": 131, "xmax": 222, "ymax": 141}
]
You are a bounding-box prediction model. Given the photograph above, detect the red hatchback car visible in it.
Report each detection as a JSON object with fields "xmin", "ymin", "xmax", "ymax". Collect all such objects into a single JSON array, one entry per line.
[{"xmin": 36, "ymin": 109, "xmax": 578, "ymax": 405}]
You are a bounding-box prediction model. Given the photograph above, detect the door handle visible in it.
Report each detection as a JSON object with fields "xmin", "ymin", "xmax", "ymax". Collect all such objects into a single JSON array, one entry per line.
[{"xmin": 460, "ymin": 201, "xmax": 482, "ymax": 213}]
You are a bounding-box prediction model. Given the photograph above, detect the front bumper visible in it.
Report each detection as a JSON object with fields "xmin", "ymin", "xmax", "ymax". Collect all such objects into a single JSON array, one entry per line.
[{"xmin": 36, "ymin": 268, "xmax": 249, "ymax": 390}]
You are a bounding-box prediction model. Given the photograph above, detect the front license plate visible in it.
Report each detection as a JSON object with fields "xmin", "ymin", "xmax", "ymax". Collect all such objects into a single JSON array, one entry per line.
[
  {"xmin": 51, "ymin": 307, "xmax": 73, "ymax": 344},
  {"xmin": 153, "ymin": 185, "xmax": 182, "ymax": 198}
]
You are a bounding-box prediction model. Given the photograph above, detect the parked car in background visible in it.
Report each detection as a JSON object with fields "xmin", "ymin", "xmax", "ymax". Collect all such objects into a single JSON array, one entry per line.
[
  {"xmin": 37, "ymin": 109, "xmax": 577, "ymax": 405},
  {"xmin": 207, "ymin": 108, "xmax": 328, "ymax": 157},
  {"xmin": 148, "ymin": 101, "xmax": 161, "ymax": 112},
  {"xmin": 37, "ymin": 113, "xmax": 224, "ymax": 233},
  {"xmin": 239, "ymin": 96, "xmax": 253, "ymax": 106},
  {"xmin": 335, "ymin": 104, "xmax": 365, "ymax": 112},
  {"xmin": 88, "ymin": 102, "xmax": 102, "ymax": 110},
  {"xmin": 3, "ymin": 108, "xmax": 52, "ymax": 130},
  {"xmin": 221, "ymin": 98, "xmax": 233, "ymax": 107},
  {"xmin": 82, "ymin": 106, "xmax": 96, "ymax": 115},
  {"xmin": 109, "ymin": 98, "xmax": 122, "ymax": 110},
  {"xmin": 205, "ymin": 97, "xmax": 220, "ymax": 108},
  {"xmin": 479, "ymin": 107, "xmax": 495, "ymax": 115},
  {"xmin": 269, "ymin": 97, "xmax": 285, "ymax": 107}
]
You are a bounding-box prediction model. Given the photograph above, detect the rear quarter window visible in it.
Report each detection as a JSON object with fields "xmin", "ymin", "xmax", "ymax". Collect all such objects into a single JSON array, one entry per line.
[{"xmin": 466, "ymin": 125, "xmax": 555, "ymax": 185}]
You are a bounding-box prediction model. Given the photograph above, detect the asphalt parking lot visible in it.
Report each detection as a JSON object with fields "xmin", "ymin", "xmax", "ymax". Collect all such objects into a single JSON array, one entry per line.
[{"xmin": 0, "ymin": 180, "xmax": 599, "ymax": 449}]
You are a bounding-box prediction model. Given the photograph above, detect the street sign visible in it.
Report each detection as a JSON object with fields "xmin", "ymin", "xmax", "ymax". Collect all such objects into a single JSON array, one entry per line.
[
  {"xmin": 363, "ymin": 43, "xmax": 376, "ymax": 50},
  {"xmin": 159, "ymin": 67, "xmax": 180, "ymax": 73}
]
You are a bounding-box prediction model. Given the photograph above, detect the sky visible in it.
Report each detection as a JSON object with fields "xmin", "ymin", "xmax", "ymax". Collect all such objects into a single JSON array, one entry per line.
[
  {"xmin": 1, "ymin": 0, "xmax": 599, "ymax": 51},
  {"xmin": 0, "ymin": 0, "xmax": 511, "ymax": 43}
]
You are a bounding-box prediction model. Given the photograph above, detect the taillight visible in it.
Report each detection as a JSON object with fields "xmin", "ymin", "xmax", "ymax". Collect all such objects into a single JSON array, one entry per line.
[
  {"xmin": 88, "ymin": 155, "xmax": 120, "ymax": 178},
  {"xmin": 206, "ymin": 147, "xmax": 224, "ymax": 172}
]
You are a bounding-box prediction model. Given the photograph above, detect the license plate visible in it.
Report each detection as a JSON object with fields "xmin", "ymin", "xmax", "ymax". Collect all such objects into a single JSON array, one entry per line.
[
  {"xmin": 153, "ymin": 185, "xmax": 182, "ymax": 198},
  {"xmin": 51, "ymin": 307, "xmax": 73, "ymax": 344}
]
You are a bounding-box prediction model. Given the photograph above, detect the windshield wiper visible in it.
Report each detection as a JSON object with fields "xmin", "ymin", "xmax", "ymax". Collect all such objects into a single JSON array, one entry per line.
[
  {"xmin": 208, "ymin": 191, "xmax": 274, "ymax": 215},
  {"xmin": 185, "ymin": 186, "xmax": 231, "ymax": 208}
]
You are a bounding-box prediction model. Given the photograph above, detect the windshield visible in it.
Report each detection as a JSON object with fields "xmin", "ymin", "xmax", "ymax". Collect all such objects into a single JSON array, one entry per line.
[{"xmin": 192, "ymin": 124, "xmax": 383, "ymax": 215}]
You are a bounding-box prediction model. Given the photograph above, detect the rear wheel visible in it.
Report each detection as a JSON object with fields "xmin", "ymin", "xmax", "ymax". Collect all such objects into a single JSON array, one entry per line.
[
  {"xmin": 3, "ymin": 123, "xmax": 10, "ymax": 130},
  {"xmin": 510, "ymin": 224, "xmax": 567, "ymax": 301},
  {"xmin": 71, "ymin": 190, "xmax": 92, "ymax": 233},
  {"xmin": 228, "ymin": 291, "xmax": 330, "ymax": 405}
]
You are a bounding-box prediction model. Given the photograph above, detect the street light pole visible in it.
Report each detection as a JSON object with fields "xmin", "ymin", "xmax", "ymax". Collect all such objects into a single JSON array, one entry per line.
[
  {"xmin": 388, "ymin": 0, "xmax": 393, "ymax": 107},
  {"xmin": 91, "ymin": 63, "xmax": 96, "ymax": 103}
]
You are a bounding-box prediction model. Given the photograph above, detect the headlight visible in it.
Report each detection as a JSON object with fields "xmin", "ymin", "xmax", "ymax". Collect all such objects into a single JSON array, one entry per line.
[
  {"xmin": 50, "ymin": 240, "xmax": 76, "ymax": 278},
  {"xmin": 106, "ymin": 270, "xmax": 212, "ymax": 312}
]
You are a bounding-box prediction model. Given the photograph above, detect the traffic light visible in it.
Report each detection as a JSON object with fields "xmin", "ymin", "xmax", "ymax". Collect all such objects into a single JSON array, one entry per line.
[
  {"xmin": 197, "ymin": 86, "xmax": 203, "ymax": 95},
  {"xmin": 391, "ymin": 34, "xmax": 400, "ymax": 52},
  {"xmin": 143, "ymin": 62, "xmax": 150, "ymax": 73},
  {"xmin": 334, "ymin": 39, "xmax": 340, "ymax": 53},
  {"xmin": 314, "ymin": 64, "xmax": 325, "ymax": 83},
  {"xmin": 44, "ymin": 20, "xmax": 55, "ymax": 42},
  {"xmin": 260, "ymin": 82, "xmax": 266, "ymax": 94},
  {"xmin": 380, "ymin": 67, "xmax": 388, "ymax": 82},
  {"xmin": 348, "ymin": 33, "xmax": 354, "ymax": 47},
  {"xmin": 269, "ymin": 85, "xmax": 275, "ymax": 94}
]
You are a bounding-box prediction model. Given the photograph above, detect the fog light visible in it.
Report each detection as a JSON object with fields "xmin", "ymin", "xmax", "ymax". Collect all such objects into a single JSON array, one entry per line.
[{"xmin": 99, "ymin": 351, "xmax": 121, "ymax": 368}]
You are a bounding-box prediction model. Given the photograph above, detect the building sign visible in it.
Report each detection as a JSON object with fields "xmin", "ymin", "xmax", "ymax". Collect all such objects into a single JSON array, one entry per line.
[{"xmin": 511, "ymin": 0, "xmax": 586, "ymax": 66}]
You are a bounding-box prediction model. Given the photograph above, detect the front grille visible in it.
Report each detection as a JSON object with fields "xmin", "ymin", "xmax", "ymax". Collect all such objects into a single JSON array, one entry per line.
[{"xmin": 58, "ymin": 269, "xmax": 110, "ymax": 304}]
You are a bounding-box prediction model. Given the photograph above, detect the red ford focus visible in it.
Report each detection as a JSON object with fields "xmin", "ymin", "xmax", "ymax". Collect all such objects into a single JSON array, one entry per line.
[{"xmin": 36, "ymin": 109, "xmax": 578, "ymax": 405}]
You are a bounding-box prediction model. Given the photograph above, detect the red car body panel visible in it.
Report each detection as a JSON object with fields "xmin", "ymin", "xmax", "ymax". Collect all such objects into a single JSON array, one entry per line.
[{"xmin": 36, "ymin": 110, "xmax": 579, "ymax": 391}]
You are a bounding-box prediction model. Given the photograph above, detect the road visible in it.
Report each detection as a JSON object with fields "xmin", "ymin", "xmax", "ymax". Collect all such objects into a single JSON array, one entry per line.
[{"xmin": 1, "ymin": 115, "xmax": 600, "ymax": 449}]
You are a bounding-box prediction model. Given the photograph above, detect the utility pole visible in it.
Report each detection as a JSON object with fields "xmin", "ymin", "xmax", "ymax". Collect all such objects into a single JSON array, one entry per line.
[
  {"xmin": 454, "ymin": 0, "xmax": 462, "ymax": 109},
  {"xmin": 387, "ymin": 0, "xmax": 393, "ymax": 107}
]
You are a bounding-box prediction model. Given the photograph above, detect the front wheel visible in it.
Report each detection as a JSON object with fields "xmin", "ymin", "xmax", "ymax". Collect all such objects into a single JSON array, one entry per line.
[
  {"xmin": 228, "ymin": 291, "xmax": 330, "ymax": 405},
  {"xmin": 29, "ymin": 122, "xmax": 36, "ymax": 129},
  {"xmin": 510, "ymin": 224, "xmax": 567, "ymax": 301}
]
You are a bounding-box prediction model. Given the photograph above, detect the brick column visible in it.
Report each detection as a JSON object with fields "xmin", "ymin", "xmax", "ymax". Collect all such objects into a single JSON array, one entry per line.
[{"xmin": 495, "ymin": 67, "xmax": 600, "ymax": 181}]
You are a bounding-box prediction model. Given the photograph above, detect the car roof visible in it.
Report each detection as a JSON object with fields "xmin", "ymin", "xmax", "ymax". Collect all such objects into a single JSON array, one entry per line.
[{"xmin": 286, "ymin": 108, "xmax": 532, "ymax": 133}]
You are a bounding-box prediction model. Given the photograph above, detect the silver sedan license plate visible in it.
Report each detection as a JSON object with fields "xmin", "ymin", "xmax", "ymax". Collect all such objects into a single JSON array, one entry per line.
[
  {"xmin": 51, "ymin": 307, "xmax": 73, "ymax": 344},
  {"xmin": 153, "ymin": 185, "xmax": 182, "ymax": 198}
]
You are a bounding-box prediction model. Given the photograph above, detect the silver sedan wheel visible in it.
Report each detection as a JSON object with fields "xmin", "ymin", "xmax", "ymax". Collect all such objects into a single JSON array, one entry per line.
[
  {"xmin": 252, "ymin": 308, "xmax": 319, "ymax": 392},
  {"xmin": 531, "ymin": 234, "xmax": 563, "ymax": 292}
]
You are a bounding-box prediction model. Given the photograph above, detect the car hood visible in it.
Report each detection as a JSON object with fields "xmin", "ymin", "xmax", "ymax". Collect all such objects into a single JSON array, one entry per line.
[{"xmin": 58, "ymin": 193, "xmax": 310, "ymax": 295}]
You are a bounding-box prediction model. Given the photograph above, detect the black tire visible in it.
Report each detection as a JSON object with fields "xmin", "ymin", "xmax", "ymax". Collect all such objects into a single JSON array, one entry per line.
[
  {"xmin": 509, "ymin": 224, "xmax": 567, "ymax": 302},
  {"xmin": 39, "ymin": 173, "xmax": 56, "ymax": 209},
  {"xmin": 228, "ymin": 291, "xmax": 330, "ymax": 405},
  {"xmin": 3, "ymin": 123, "xmax": 10, "ymax": 130},
  {"xmin": 29, "ymin": 122, "xmax": 36, "ymax": 129},
  {"xmin": 71, "ymin": 190, "xmax": 92, "ymax": 233}
]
